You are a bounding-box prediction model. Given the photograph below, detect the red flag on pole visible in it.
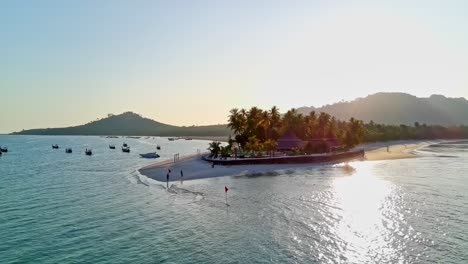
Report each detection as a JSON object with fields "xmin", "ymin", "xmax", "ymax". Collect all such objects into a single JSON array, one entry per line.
[{"xmin": 225, "ymin": 186, "xmax": 229, "ymax": 193}]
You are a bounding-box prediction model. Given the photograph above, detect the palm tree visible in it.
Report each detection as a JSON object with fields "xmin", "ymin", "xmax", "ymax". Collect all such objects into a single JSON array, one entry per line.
[
  {"xmin": 317, "ymin": 112, "xmax": 331, "ymax": 138},
  {"xmin": 269, "ymin": 106, "xmax": 281, "ymax": 140},
  {"xmin": 219, "ymin": 145, "xmax": 232, "ymax": 158},
  {"xmin": 208, "ymin": 141, "xmax": 222, "ymax": 158},
  {"xmin": 262, "ymin": 139, "xmax": 278, "ymax": 157},
  {"xmin": 259, "ymin": 110, "xmax": 271, "ymax": 141},
  {"xmin": 228, "ymin": 108, "xmax": 246, "ymax": 135}
]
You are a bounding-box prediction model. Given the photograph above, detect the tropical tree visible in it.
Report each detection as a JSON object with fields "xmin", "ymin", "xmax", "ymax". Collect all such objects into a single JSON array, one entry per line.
[
  {"xmin": 208, "ymin": 141, "xmax": 222, "ymax": 158},
  {"xmin": 244, "ymin": 136, "xmax": 261, "ymax": 155},
  {"xmin": 219, "ymin": 145, "xmax": 232, "ymax": 158},
  {"xmin": 269, "ymin": 106, "xmax": 281, "ymax": 139},
  {"xmin": 262, "ymin": 139, "xmax": 278, "ymax": 157},
  {"xmin": 228, "ymin": 108, "xmax": 246, "ymax": 135},
  {"xmin": 259, "ymin": 110, "xmax": 271, "ymax": 141}
]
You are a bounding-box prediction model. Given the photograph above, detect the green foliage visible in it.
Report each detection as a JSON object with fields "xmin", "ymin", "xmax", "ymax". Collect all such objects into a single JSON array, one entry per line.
[
  {"xmin": 226, "ymin": 106, "xmax": 468, "ymax": 154},
  {"xmin": 262, "ymin": 139, "xmax": 278, "ymax": 157},
  {"xmin": 219, "ymin": 145, "xmax": 232, "ymax": 158},
  {"xmin": 208, "ymin": 141, "xmax": 222, "ymax": 158},
  {"xmin": 363, "ymin": 122, "xmax": 468, "ymax": 141},
  {"xmin": 304, "ymin": 140, "xmax": 329, "ymax": 153},
  {"xmin": 227, "ymin": 106, "xmax": 366, "ymax": 151}
]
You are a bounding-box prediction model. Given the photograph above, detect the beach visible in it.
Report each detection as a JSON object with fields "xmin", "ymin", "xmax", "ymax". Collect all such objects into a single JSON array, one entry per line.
[
  {"xmin": 139, "ymin": 140, "xmax": 435, "ymax": 182},
  {"xmin": 362, "ymin": 141, "xmax": 431, "ymax": 161}
]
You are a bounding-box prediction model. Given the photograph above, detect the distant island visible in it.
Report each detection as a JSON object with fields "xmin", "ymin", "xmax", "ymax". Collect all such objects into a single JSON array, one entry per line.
[{"xmin": 12, "ymin": 112, "xmax": 231, "ymax": 137}]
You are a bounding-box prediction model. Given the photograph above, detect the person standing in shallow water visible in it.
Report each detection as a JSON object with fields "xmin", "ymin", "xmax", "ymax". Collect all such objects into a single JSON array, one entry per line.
[{"xmin": 166, "ymin": 173, "xmax": 169, "ymax": 189}]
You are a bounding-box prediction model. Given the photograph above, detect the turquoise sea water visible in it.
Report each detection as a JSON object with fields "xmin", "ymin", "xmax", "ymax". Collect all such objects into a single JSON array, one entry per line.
[{"xmin": 1, "ymin": 136, "xmax": 467, "ymax": 263}]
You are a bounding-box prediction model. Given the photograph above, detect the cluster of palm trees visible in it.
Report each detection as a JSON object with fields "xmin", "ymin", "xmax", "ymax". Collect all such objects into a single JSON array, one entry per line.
[{"xmin": 210, "ymin": 106, "xmax": 365, "ymax": 157}]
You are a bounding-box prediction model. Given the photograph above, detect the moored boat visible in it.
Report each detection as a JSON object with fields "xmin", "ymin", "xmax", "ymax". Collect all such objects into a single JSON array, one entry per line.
[
  {"xmin": 65, "ymin": 148, "xmax": 72, "ymax": 153},
  {"xmin": 122, "ymin": 146, "xmax": 130, "ymax": 153},
  {"xmin": 85, "ymin": 149, "xmax": 92, "ymax": 155},
  {"xmin": 123, "ymin": 143, "xmax": 128, "ymax": 147},
  {"xmin": 0, "ymin": 146, "xmax": 8, "ymax": 152},
  {"xmin": 109, "ymin": 145, "xmax": 116, "ymax": 149},
  {"xmin": 52, "ymin": 144, "xmax": 59, "ymax": 149},
  {"xmin": 139, "ymin": 152, "xmax": 160, "ymax": 158}
]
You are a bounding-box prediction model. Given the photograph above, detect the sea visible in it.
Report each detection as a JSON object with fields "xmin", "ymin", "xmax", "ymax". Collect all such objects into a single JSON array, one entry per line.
[{"xmin": 0, "ymin": 136, "xmax": 467, "ymax": 264}]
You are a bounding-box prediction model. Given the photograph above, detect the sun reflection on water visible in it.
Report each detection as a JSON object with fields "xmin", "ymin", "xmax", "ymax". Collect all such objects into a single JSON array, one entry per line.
[{"xmin": 331, "ymin": 161, "xmax": 400, "ymax": 263}]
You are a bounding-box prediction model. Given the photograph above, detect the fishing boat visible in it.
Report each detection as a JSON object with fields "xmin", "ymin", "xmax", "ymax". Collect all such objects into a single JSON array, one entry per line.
[
  {"xmin": 168, "ymin": 138, "xmax": 175, "ymax": 141},
  {"xmin": 0, "ymin": 146, "xmax": 7, "ymax": 152},
  {"xmin": 109, "ymin": 145, "xmax": 116, "ymax": 149},
  {"xmin": 185, "ymin": 138, "xmax": 193, "ymax": 140},
  {"xmin": 156, "ymin": 145, "xmax": 161, "ymax": 150},
  {"xmin": 65, "ymin": 148, "xmax": 72, "ymax": 153},
  {"xmin": 122, "ymin": 146, "xmax": 130, "ymax": 153},
  {"xmin": 139, "ymin": 152, "xmax": 160, "ymax": 159},
  {"xmin": 52, "ymin": 144, "xmax": 59, "ymax": 149},
  {"xmin": 123, "ymin": 143, "xmax": 128, "ymax": 147},
  {"xmin": 85, "ymin": 149, "xmax": 92, "ymax": 155}
]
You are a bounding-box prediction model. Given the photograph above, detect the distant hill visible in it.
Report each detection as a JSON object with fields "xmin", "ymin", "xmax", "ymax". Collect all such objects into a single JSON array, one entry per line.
[
  {"xmin": 297, "ymin": 93, "xmax": 468, "ymax": 125},
  {"xmin": 12, "ymin": 112, "xmax": 231, "ymax": 136}
]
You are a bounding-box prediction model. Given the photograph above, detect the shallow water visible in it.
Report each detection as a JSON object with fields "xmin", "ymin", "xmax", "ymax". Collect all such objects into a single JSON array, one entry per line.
[{"xmin": 1, "ymin": 136, "xmax": 467, "ymax": 263}]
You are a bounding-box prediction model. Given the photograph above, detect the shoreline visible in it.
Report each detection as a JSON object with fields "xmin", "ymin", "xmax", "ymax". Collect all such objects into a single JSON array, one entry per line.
[{"xmin": 139, "ymin": 140, "xmax": 438, "ymax": 183}]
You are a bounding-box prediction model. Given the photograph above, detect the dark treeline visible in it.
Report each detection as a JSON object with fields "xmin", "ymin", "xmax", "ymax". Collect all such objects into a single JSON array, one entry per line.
[
  {"xmin": 364, "ymin": 121, "xmax": 468, "ymax": 141},
  {"xmin": 224, "ymin": 106, "xmax": 468, "ymax": 156},
  {"xmin": 227, "ymin": 107, "xmax": 365, "ymax": 152}
]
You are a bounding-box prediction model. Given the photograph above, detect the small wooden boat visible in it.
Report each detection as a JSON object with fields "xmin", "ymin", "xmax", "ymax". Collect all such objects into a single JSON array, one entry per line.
[
  {"xmin": 122, "ymin": 146, "xmax": 130, "ymax": 153},
  {"xmin": 0, "ymin": 146, "xmax": 7, "ymax": 152},
  {"xmin": 52, "ymin": 144, "xmax": 59, "ymax": 149},
  {"xmin": 139, "ymin": 152, "xmax": 160, "ymax": 158},
  {"xmin": 65, "ymin": 148, "xmax": 72, "ymax": 153},
  {"xmin": 109, "ymin": 145, "xmax": 116, "ymax": 149},
  {"xmin": 85, "ymin": 149, "xmax": 92, "ymax": 155},
  {"xmin": 156, "ymin": 145, "xmax": 161, "ymax": 150}
]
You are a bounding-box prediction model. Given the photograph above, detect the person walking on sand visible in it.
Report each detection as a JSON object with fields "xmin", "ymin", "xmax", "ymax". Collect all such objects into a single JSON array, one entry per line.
[
  {"xmin": 180, "ymin": 170, "xmax": 184, "ymax": 184},
  {"xmin": 387, "ymin": 145, "xmax": 390, "ymax": 152}
]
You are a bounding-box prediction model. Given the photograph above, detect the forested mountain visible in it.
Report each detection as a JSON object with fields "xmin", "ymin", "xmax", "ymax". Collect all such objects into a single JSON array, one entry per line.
[
  {"xmin": 297, "ymin": 93, "xmax": 468, "ymax": 125},
  {"xmin": 12, "ymin": 112, "xmax": 231, "ymax": 136}
]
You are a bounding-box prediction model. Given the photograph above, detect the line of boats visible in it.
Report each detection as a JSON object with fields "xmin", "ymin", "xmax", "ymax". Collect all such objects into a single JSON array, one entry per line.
[{"xmin": 49, "ymin": 143, "xmax": 161, "ymax": 158}]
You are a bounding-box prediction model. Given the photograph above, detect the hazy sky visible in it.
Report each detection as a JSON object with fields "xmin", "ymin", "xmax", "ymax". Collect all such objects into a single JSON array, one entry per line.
[{"xmin": 1, "ymin": 0, "xmax": 468, "ymax": 133}]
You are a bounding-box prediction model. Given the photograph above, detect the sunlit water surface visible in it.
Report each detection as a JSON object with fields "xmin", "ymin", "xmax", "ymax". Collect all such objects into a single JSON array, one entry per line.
[{"xmin": 1, "ymin": 136, "xmax": 467, "ymax": 263}]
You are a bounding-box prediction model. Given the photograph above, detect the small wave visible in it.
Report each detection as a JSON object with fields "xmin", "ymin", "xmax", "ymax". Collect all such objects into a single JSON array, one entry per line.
[
  {"xmin": 436, "ymin": 155, "xmax": 458, "ymax": 158},
  {"xmin": 167, "ymin": 185, "xmax": 205, "ymax": 198},
  {"xmin": 239, "ymin": 171, "xmax": 282, "ymax": 178}
]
